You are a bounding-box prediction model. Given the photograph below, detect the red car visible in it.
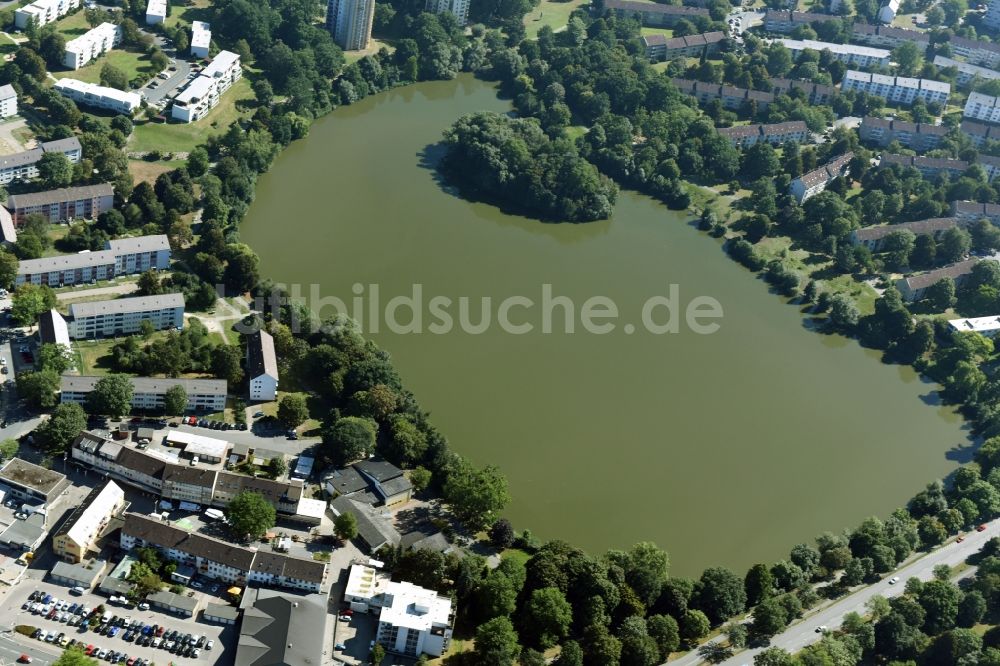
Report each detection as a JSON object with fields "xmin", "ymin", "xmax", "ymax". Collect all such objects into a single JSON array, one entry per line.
[
  {"xmin": 18, "ymin": 654, "xmax": 32, "ymax": 663},
  {"xmin": 85, "ymin": 645, "xmax": 95, "ymax": 656},
  {"xmin": 979, "ymin": 524, "xmax": 989, "ymax": 532}
]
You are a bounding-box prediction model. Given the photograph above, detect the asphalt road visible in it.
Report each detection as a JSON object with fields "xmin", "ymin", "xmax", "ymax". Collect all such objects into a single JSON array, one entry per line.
[
  {"xmin": 669, "ymin": 520, "xmax": 999, "ymax": 666},
  {"xmin": 0, "ymin": 630, "xmax": 62, "ymax": 666},
  {"xmin": 142, "ymin": 59, "xmax": 193, "ymax": 106}
]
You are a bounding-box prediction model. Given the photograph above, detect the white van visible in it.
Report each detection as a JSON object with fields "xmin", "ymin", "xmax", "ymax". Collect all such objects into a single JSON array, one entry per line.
[{"xmin": 69, "ymin": 587, "xmax": 85, "ymax": 596}]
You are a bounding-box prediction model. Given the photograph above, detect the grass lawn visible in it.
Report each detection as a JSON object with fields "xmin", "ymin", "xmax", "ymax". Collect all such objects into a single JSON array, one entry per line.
[
  {"xmin": 344, "ymin": 38, "xmax": 394, "ymax": 64},
  {"xmin": 128, "ymin": 158, "xmax": 185, "ymax": 185},
  {"xmin": 258, "ymin": 392, "xmax": 322, "ymax": 433},
  {"xmin": 128, "ymin": 77, "xmax": 255, "ymax": 154},
  {"xmin": 53, "ymin": 49, "xmax": 157, "ymax": 85},
  {"xmin": 163, "ymin": 0, "xmax": 212, "ymax": 31},
  {"xmin": 0, "ymin": 34, "xmax": 19, "ymax": 57},
  {"xmin": 53, "ymin": 10, "xmax": 96, "ymax": 40},
  {"xmin": 72, "ymin": 339, "xmax": 118, "ymax": 376},
  {"xmin": 523, "ymin": 0, "xmax": 588, "ymax": 38},
  {"xmin": 640, "ymin": 26, "xmax": 674, "ymax": 37}
]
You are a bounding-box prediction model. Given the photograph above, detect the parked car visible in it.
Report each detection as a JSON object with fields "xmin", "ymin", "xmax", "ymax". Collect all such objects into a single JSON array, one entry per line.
[
  {"xmin": 206, "ymin": 640, "xmax": 214, "ymax": 650},
  {"xmin": 17, "ymin": 655, "xmax": 30, "ymax": 663},
  {"xmin": 979, "ymin": 524, "xmax": 989, "ymax": 532}
]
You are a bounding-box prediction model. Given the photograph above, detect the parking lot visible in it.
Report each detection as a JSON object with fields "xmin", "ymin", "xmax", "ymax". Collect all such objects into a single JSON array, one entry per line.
[{"xmin": 0, "ymin": 578, "xmax": 237, "ymax": 666}]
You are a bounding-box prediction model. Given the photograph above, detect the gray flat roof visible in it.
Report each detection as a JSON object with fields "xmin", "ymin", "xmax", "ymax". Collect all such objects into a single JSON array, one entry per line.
[
  {"xmin": 8, "ymin": 184, "xmax": 114, "ymax": 210},
  {"xmin": 0, "ymin": 457, "xmax": 67, "ymax": 495},
  {"xmin": 68, "ymin": 293, "xmax": 184, "ymax": 318},
  {"xmin": 61, "ymin": 375, "xmax": 227, "ymax": 396},
  {"xmin": 204, "ymin": 603, "xmax": 240, "ymax": 620},
  {"xmin": 106, "ymin": 234, "xmax": 170, "ymax": 255},
  {"xmin": 18, "ymin": 250, "xmax": 117, "ymax": 275},
  {"xmin": 42, "ymin": 138, "xmax": 82, "ymax": 154}
]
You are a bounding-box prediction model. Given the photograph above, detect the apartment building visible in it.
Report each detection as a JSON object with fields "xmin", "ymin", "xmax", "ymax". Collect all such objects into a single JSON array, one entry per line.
[
  {"xmin": 145, "ymin": 0, "xmax": 166, "ymax": 25},
  {"xmin": 63, "ymin": 23, "xmax": 121, "ymax": 70},
  {"xmin": 326, "ymin": 0, "xmax": 375, "ymax": 51},
  {"xmin": 106, "ymin": 234, "xmax": 171, "ymax": 273},
  {"xmin": 895, "ymin": 259, "xmax": 979, "ymax": 301},
  {"xmin": 0, "ymin": 85, "xmax": 17, "ymax": 119},
  {"xmin": 38, "ymin": 309, "xmax": 70, "ymax": 348},
  {"xmin": 849, "ymin": 23, "xmax": 928, "ymax": 49},
  {"xmin": 643, "ymin": 31, "xmax": 725, "ymax": 61},
  {"xmin": 603, "ymin": 0, "xmax": 709, "ymax": 26},
  {"xmin": 716, "ymin": 121, "xmax": 809, "ymax": 148},
  {"xmin": 965, "ymin": 91, "xmax": 1000, "ymax": 123},
  {"xmin": 247, "ymin": 329, "xmax": 278, "ymax": 401},
  {"xmin": 52, "ymin": 480, "xmax": 126, "ymax": 563},
  {"xmin": 770, "ymin": 77, "xmax": 836, "ymax": 105},
  {"xmin": 120, "ymin": 513, "xmax": 327, "ymax": 592},
  {"xmin": 949, "ymin": 316, "xmax": 1000, "ymax": 337},
  {"xmin": 950, "ymin": 35, "xmax": 1000, "ymax": 68},
  {"xmin": 840, "ymin": 70, "xmax": 951, "ymax": 106},
  {"xmin": 0, "ymin": 137, "xmax": 81, "ymax": 186},
  {"xmin": 977, "ymin": 154, "xmax": 1000, "ymax": 182},
  {"xmin": 850, "ymin": 217, "xmax": 961, "ymax": 251},
  {"xmin": 65, "ymin": 293, "xmax": 184, "ymax": 339},
  {"xmin": 7, "ymin": 183, "xmax": 114, "ymax": 225},
  {"xmin": 171, "ymin": 50, "xmax": 242, "ymax": 123},
  {"xmin": 858, "ymin": 117, "xmax": 947, "ymax": 151},
  {"xmin": 879, "ymin": 153, "xmax": 969, "ymax": 179},
  {"xmin": 54, "ymin": 78, "xmax": 141, "ymax": 115},
  {"xmin": 961, "ymin": 119, "xmax": 1000, "ymax": 147},
  {"xmin": 789, "ymin": 152, "xmax": 853, "ymax": 203},
  {"xmin": 986, "ymin": 0, "xmax": 1000, "ymax": 31},
  {"xmin": 672, "ymin": 78, "xmax": 775, "ymax": 111},
  {"xmin": 776, "ymin": 38, "xmax": 890, "ymax": 68},
  {"xmin": 877, "ymin": 0, "xmax": 899, "ymax": 23},
  {"xmin": 424, "ymin": 0, "xmax": 469, "ymax": 26},
  {"xmin": 61, "ymin": 376, "xmax": 227, "ymax": 412},
  {"xmin": 345, "ymin": 565, "xmax": 454, "ymax": 658},
  {"xmin": 952, "ymin": 200, "xmax": 1000, "ymax": 225},
  {"xmin": 190, "ymin": 21, "xmax": 211, "ymax": 58},
  {"xmin": 15, "ymin": 0, "xmax": 79, "ymax": 30},
  {"xmin": 933, "ymin": 55, "xmax": 1000, "ymax": 87},
  {"xmin": 762, "ymin": 9, "xmax": 840, "ymax": 33}
]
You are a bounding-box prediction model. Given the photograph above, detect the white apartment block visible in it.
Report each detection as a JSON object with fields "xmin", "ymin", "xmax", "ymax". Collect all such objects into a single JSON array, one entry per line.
[
  {"xmin": 789, "ymin": 152, "xmax": 853, "ymax": 203},
  {"xmin": 424, "ymin": 0, "xmax": 469, "ymax": 25},
  {"xmin": 877, "ymin": 0, "xmax": 899, "ymax": 23},
  {"xmin": 326, "ymin": 0, "xmax": 375, "ymax": 51},
  {"xmin": 106, "ymin": 234, "xmax": 171, "ymax": 274},
  {"xmin": 0, "ymin": 137, "xmax": 81, "ymax": 186},
  {"xmin": 171, "ymin": 50, "xmax": 241, "ymax": 123},
  {"xmin": 840, "ymin": 70, "xmax": 951, "ymax": 106},
  {"xmin": 15, "ymin": 0, "xmax": 79, "ymax": 30},
  {"xmin": 145, "ymin": 0, "xmax": 166, "ymax": 25},
  {"xmin": 933, "ymin": 56, "xmax": 1000, "ymax": 87},
  {"xmin": 965, "ymin": 91, "xmax": 1000, "ymax": 123},
  {"xmin": 16, "ymin": 233, "xmax": 171, "ymax": 287},
  {"xmin": 190, "ymin": 21, "xmax": 211, "ymax": 58},
  {"xmin": 0, "ymin": 85, "xmax": 17, "ymax": 119},
  {"xmin": 247, "ymin": 329, "xmax": 278, "ymax": 401},
  {"xmin": 63, "ymin": 22, "xmax": 121, "ymax": 69},
  {"xmin": 66, "ymin": 293, "xmax": 184, "ymax": 339},
  {"xmin": 54, "ymin": 79, "xmax": 141, "ymax": 115},
  {"xmin": 52, "ymin": 480, "xmax": 125, "ymax": 563},
  {"xmin": 776, "ymin": 38, "xmax": 890, "ymax": 68},
  {"xmin": 62, "ymin": 376, "xmax": 227, "ymax": 412}
]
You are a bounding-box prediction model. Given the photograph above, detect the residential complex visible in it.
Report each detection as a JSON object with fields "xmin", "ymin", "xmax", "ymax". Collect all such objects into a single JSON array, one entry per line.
[
  {"xmin": 879, "ymin": 154, "xmax": 969, "ymax": 179},
  {"xmin": 672, "ymin": 78, "xmax": 774, "ymax": 111},
  {"xmin": 840, "ymin": 71, "xmax": 951, "ymax": 106},
  {"xmin": 896, "ymin": 259, "xmax": 979, "ymax": 301},
  {"xmin": 776, "ymin": 38, "xmax": 890, "ymax": 68},
  {"xmin": 986, "ymin": 0, "xmax": 1000, "ymax": 31},
  {"xmin": 326, "ymin": 0, "xmax": 376, "ymax": 51},
  {"xmin": 63, "ymin": 22, "xmax": 121, "ymax": 70},
  {"xmin": 770, "ymin": 78, "xmax": 835, "ymax": 104},
  {"xmin": 961, "ymin": 119, "xmax": 1000, "ymax": 147},
  {"xmin": 0, "ymin": 85, "xmax": 17, "ymax": 119},
  {"xmin": 345, "ymin": 564, "xmax": 454, "ymax": 658},
  {"xmin": 65, "ymin": 293, "xmax": 185, "ymax": 339},
  {"xmin": 0, "ymin": 137, "xmax": 81, "ymax": 186},
  {"xmin": 54, "ymin": 78, "xmax": 142, "ymax": 115},
  {"xmin": 38, "ymin": 308, "xmax": 70, "ymax": 348},
  {"xmin": 327, "ymin": 460, "xmax": 414, "ymax": 508},
  {"xmin": 716, "ymin": 121, "xmax": 809, "ymax": 148},
  {"xmin": 52, "ymin": 480, "xmax": 126, "ymax": 563},
  {"xmin": 7, "ymin": 183, "xmax": 114, "ymax": 225},
  {"xmin": 933, "ymin": 56, "xmax": 1000, "ymax": 87},
  {"xmin": 877, "ymin": 0, "xmax": 899, "ymax": 23},
  {"xmin": 15, "ymin": 232, "xmax": 170, "ymax": 286},
  {"xmin": 952, "ymin": 200, "xmax": 1000, "ymax": 225},
  {"xmin": 61, "ymin": 376, "xmax": 227, "ymax": 412},
  {"xmin": 424, "ymin": 0, "xmax": 469, "ymax": 26},
  {"xmin": 15, "ymin": 0, "xmax": 79, "ymax": 30},
  {"xmin": 949, "ymin": 316, "xmax": 1000, "ymax": 337},
  {"xmin": 850, "ymin": 23, "xmax": 928, "ymax": 49},
  {"xmin": 850, "ymin": 217, "xmax": 961, "ymax": 251},
  {"xmin": 247, "ymin": 329, "xmax": 278, "ymax": 401},
  {"xmin": 965, "ymin": 91, "xmax": 1000, "ymax": 123},
  {"xmin": 603, "ymin": 0, "xmax": 709, "ymax": 26},
  {"xmin": 145, "ymin": 0, "xmax": 166, "ymax": 24},
  {"xmin": 762, "ymin": 9, "xmax": 839, "ymax": 33},
  {"xmin": 171, "ymin": 50, "xmax": 242, "ymax": 122},
  {"xmin": 951, "ymin": 35, "xmax": 1000, "ymax": 67},
  {"xmin": 190, "ymin": 21, "xmax": 211, "ymax": 58},
  {"xmin": 643, "ymin": 31, "xmax": 725, "ymax": 62},
  {"xmin": 858, "ymin": 117, "xmax": 946, "ymax": 151},
  {"xmin": 120, "ymin": 513, "xmax": 328, "ymax": 592},
  {"xmin": 789, "ymin": 152, "xmax": 853, "ymax": 203},
  {"xmin": 0, "ymin": 457, "xmax": 69, "ymax": 506}
]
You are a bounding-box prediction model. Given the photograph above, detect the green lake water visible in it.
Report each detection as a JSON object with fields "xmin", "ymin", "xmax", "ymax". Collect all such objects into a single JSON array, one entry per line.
[{"xmin": 242, "ymin": 75, "xmax": 973, "ymax": 576}]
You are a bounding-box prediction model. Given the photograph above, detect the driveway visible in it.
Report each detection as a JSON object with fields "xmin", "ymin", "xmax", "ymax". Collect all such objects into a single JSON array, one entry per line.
[{"xmin": 142, "ymin": 59, "xmax": 192, "ymax": 106}]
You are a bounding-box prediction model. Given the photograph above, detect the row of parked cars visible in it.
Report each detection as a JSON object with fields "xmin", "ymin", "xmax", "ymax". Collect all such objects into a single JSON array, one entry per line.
[{"xmin": 177, "ymin": 416, "xmax": 248, "ymax": 431}]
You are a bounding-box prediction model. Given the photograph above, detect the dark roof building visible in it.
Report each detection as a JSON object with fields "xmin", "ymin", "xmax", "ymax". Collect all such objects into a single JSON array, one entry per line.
[{"xmin": 235, "ymin": 588, "xmax": 328, "ymax": 666}]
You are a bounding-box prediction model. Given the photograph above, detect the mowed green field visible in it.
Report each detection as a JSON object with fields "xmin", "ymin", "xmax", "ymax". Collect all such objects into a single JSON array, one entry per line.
[
  {"xmin": 523, "ymin": 0, "xmax": 589, "ymax": 37},
  {"xmin": 53, "ymin": 49, "xmax": 157, "ymax": 85}
]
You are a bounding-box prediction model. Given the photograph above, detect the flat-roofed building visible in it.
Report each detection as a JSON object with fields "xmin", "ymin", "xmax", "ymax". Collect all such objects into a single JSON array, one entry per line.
[
  {"xmin": 15, "ymin": 250, "xmax": 117, "ymax": 287},
  {"xmin": 604, "ymin": 0, "xmax": 709, "ymax": 26},
  {"xmin": 850, "ymin": 217, "xmax": 961, "ymax": 250},
  {"xmin": 762, "ymin": 9, "xmax": 840, "ymax": 32},
  {"xmin": 717, "ymin": 120, "xmax": 809, "ymax": 148},
  {"xmin": 38, "ymin": 309, "xmax": 70, "ymax": 348},
  {"xmin": 949, "ymin": 315, "xmax": 1000, "ymax": 336},
  {"xmin": 896, "ymin": 258, "xmax": 981, "ymax": 301},
  {"xmin": 850, "ymin": 23, "xmax": 928, "ymax": 49},
  {"xmin": 424, "ymin": 0, "xmax": 469, "ymax": 25},
  {"xmin": 7, "ymin": 183, "xmax": 114, "ymax": 225},
  {"xmin": 61, "ymin": 375, "xmax": 227, "ymax": 412},
  {"xmin": 0, "ymin": 85, "xmax": 17, "ymax": 119},
  {"xmin": 247, "ymin": 329, "xmax": 278, "ymax": 401},
  {"xmin": 878, "ymin": 0, "xmax": 899, "ymax": 23},
  {"xmin": 106, "ymin": 234, "xmax": 170, "ymax": 273},
  {"xmin": 777, "ymin": 38, "xmax": 890, "ymax": 67},
  {"xmin": 163, "ymin": 430, "xmax": 230, "ymax": 464},
  {"xmin": 66, "ymin": 293, "xmax": 184, "ymax": 339},
  {"xmin": 15, "ymin": 0, "xmax": 80, "ymax": 29},
  {"xmin": 52, "ymin": 480, "xmax": 125, "ymax": 563},
  {"xmin": 146, "ymin": 0, "xmax": 166, "ymax": 24},
  {"xmin": 190, "ymin": 20, "xmax": 211, "ymax": 58},
  {"xmin": 965, "ymin": 91, "xmax": 1000, "ymax": 123},
  {"xmin": 643, "ymin": 31, "xmax": 725, "ymax": 61},
  {"xmin": 63, "ymin": 23, "xmax": 121, "ymax": 70},
  {"xmin": 858, "ymin": 116, "xmax": 947, "ymax": 151},
  {"xmin": 841, "ymin": 70, "xmax": 950, "ymax": 106},
  {"xmin": 789, "ymin": 152, "xmax": 853, "ymax": 202},
  {"xmin": 878, "ymin": 153, "xmax": 969, "ymax": 179},
  {"xmin": 171, "ymin": 50, "xmax": 241, "ymax": 122},
  {"xmin": 0, "ymin": 458, "xmax": 68, "ymax": 506},
  {"xmin": 0, "ymin": 138, "xmax": 81, "ymax": 186},
  {"xmin": 54, "ymin": 79, "xmax": 141, "ymax": 115}
]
